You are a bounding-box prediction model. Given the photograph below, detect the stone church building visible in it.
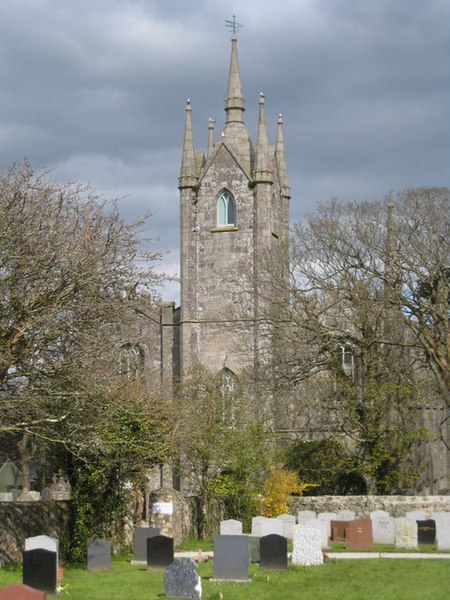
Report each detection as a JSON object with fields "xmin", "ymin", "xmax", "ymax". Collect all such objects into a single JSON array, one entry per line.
[{"xmin": 136, "ymin": 34, "xmax": 448, "ymax": 496}]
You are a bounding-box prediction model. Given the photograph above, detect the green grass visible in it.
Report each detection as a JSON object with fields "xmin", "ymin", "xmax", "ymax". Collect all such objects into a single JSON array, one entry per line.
[{"xmin": 1, "ymin": 554, "xmax": 449, "ymax": 599}]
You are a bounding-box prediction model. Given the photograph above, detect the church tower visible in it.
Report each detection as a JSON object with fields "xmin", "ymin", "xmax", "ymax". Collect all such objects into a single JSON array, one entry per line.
[{"xmin": 178, "ymin": 33, "xmax": 290, "ymax": 380}]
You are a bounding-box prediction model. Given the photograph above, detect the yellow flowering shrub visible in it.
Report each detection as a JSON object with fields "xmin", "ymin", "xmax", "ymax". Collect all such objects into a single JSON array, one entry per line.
[{"xmin": 260, "ymin": 464, "xmax": 315, "ymax": 517}]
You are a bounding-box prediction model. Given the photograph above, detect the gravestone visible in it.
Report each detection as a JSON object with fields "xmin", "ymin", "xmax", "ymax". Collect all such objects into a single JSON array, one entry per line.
[
  {"xmin": 395, "ymin": 518, "xmax": 418, "ymax": 549},
  {"xmin": 0, "ymin": 459, "xmax": 22, "ymax": 492},
  {"xmin": 370, "ymin": 511, "xmax": 395, "ymax": 544},
  {"xmin": 405, "ymin": 510, "xmax": 426, "ymax": 522},
  {"xmin": 251, "ymin": 516, "xmax": 268, "ymax": 537},
  {"xmin": 133, "ymin": 526, "xmax": 160, "ymax": 561},
  {"xmin": 259, "ymin": 517, "xmax": 284, "ymax": 537},
  {"xmin": 330, "ymin": 520, "xmax": 351, "ymax": 541},
  {"xmin": 417, "ymin": 520, "xmax": 436, "ymax": 545},
  {"xmin": 0, "ymin": 584, "xmax": 46, "ymax": 600},
  {"xmin": 213, "ymin": 535, "xmax": 250, "ymax": 581},
  {"xmin": 147, "ymin": 535, "xmax": 174, "ymax": 569},
  {"xmin": 317, "ymin": 512, "xmax": 337, "ymax": 538},
  {"xmin": 336, "ymin": 510, "xmax": 355, "ymax": 521},
  {"xmin": 23, "ymin": 548, "xmax": 57, "ymax": 595},
  {"xmin": 432, "ymin": 512, "xmax": 450, "ymax": 550},
  {"xmin": 292, "ymin": 526, "xmax": 323, "ymax": 566},
  {"xmin": 25, "ymin": 536, "xmax": 58, "ymax": 567},
  {"xmin": 347, "ymin": 518, "xmax": 372, "ymax": 550},
  {"xmin": 297, "ymin": 510, "xmax": 316, "ymax": 524},
  {"xmin": 0, "ymin": 492, "xmax": 13, "ymax": 502},
  {"xmin": 220, "ymin": 519, "xmax": 242, "ymax": 535},
  {"xmin": 164, "ymin": 558, "xmax": 201, "ymax": 599},
  {"xmin": 246, "ymin": 535, "xmax": 260, "ymax": 563},
  {"xmin": 260, "ymin": 534, "xmax": 288, "ymax": 571},
  {"xmin": 277, "ymin": 514, "xmax": 296, "ymax": 538},
  {"xmin": 87, "ymin": 539, "xmax": 111, "ymax": 571},
  {"xmin": 41, "ymin": 488, "xmax": 52, "ymax": 502},
  {"xmin": 300, "ymin": 518, "xmax": 329, "ymax": 549}
]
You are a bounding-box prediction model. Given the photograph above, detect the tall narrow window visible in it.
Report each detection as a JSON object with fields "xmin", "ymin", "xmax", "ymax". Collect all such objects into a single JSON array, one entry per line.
[{"xmin": 217, "ymin": 190, "xmax": 236, "ymax": 227}]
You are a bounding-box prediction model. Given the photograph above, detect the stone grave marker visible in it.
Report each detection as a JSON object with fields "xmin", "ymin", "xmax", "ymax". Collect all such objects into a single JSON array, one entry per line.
[
  {"xmin": 277, "ymin": 514, "xmax": 296, "ymax": 538},
  {"xmin": 220, "ymin": 519, "xmax": 242, "ymax": 535},
  {"xmin": 330, "ymin": 520, "xmax": 351, "ymax": 541},
  {"xmin": 25, "ymin": 536, "xmax": 58, "ymax": 566},
  {"xmin": 297, "ymin": 510, "xmax": 316, "ymax": 524},
  {"xmin": 41, "ymin": 488, "xmax": 52, "ymax": 502},
  {"xmin": 164, "ymin": 558, "xmax": 201, "ymax": 599},
  {"xmin": 300, "ymin": 518, "xmax": 329, "ymax": 549},
  {"xmin": 417, "ymin": 520, "xmax": 436, "ymax": 545},
  {"xmin": 147, "ymin": 535, "xmax": 174, "ymax": 569},
  {"xmin": 251, "ymin": 516, "xmax": 268, "ymax": 537},
  {"xmin": 133, "ymin": 526, "xmax": 160, "ymax": 561},
  {"xmin": 246, "ymin": 535, "xmax": 260, "ymax": 563},
  {"xmin": 336, "ymin": 510, "xmax": 355, "ymax": 521},
  {"xmin": 432, "ymin": 512, "xmax": 450, "ymax": 550},
  {"xmin": 292, "ymin": 526, "xmax": 323, "ymax": 566},
  {"xmin": 260, "ymin": 533, "xmax": 288, "ymax": 571},
  {"xmin": 0, "ymin": 492, "xmax": 13, "ymax": 502},
  {"xmin": 260, "ymin": 517, "xmax": 285, "ymax": 537},
  {"xmin": 317, "ymin": 512, "xmax": 337, "ymax": 538},
  {"xmin": 370, "ymin": 511, "xmax": 395, "ymax": 544},
  {"xmin": 405, "ymin": 510, "xmax": 426, "ymax": 522},
  {"xmin": 0, "ymin": 584, "xmax": 46, "ymax": 600},
  {"xmin": 213, "ymin": 535, "xmax": 250, "ymax": 581},
  {"xmin": 395, "ymin": 518, "xmax": 418, "ymax": 549},
  {"xmin": 22, "ymin": 548, "xmax": 57, "ymax": 595},
  {"xmin": 347, "ymin": 518, "xmax": 372, "ymax": 550},
  {"xmin": 87, "ymin": 539, "xmax": 111, "ymax": 571}
]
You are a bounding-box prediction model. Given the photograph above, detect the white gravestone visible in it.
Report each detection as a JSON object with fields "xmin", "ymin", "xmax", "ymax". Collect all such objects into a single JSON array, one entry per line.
[
  {"xmin": 431, "ymin": 512, "xmax": 450, "ymax": 550},
  {"xmin": 299, "ymin": 518, "xmax": 329, "ymax": 549},
  {"xmin": 317, "ymin": 512, "xmax": 337, "ymax": 539},
  {"xmin": 370, "ymin": 511, "xmax": 395, "ymax": 544},
  {"xmin": 25, "ymin": 535, "xmax": 59, "ymax": 565},
  {"xmin": 277, "ymin": 514, "xmax": 296, "ymax": 538},
  {"xmin": 251, "ymin": 516, "xmax": 270, "ymax": 537},
  {"xmin": 405, "ymin": 510, "xmax": 426, "ymax": 522},
  {"xmin": 260, "ymin": 518, "xmax": 285, "ymax": 537},
  {"xmin": 292, "ymin": 526, "xmax": 323, "ymax": 566},
  {"xmin": 220, "ymin": 519, "xmax": 243, "ymax": 535},
  {"xmin": 297, "ymin": 510, "xmax": 316, "ymax": 524},
  {"xmin": 336, "ymin": 510, "xmax": 355, "ymax": 521},
  {"xmin": 395, "ymin": 518, "xmax": 418, "ymax": 549}
]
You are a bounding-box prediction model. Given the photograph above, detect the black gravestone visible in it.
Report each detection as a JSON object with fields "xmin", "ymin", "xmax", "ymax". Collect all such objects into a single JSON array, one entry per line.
[
  {"xmin": 147, "ymin": 535, "xmax": 174, "ymax": 569},
  {"xmin": 417, "ymin": 520, "xmax": 436, "ymax": 545},
  {"xmin": 87, "ymin": 539, "xmax": 111, "ymax": 571},
  {"xmin": 133, "ymin": 527, "xmax": 160, "ymax": 561},
  {"xmin": 260, "ymin": 533, "xmax": 288, "ymax": 570},
  {"xmin": 23, "ymin": 548, "xmax": 57, "ymax": 595},
  {"xmin": 213, "ymin": 535, "xmax": 250, "ymax": 581},
  {"xmin": 164, "ymin": 558, "xmax": 201, "ymax": 599}
]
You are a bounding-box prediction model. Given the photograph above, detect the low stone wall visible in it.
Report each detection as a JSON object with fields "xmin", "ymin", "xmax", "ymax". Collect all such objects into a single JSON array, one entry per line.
[
  {"xmin": 290, "ymin": 495, "xmax": 450, "ymax": 517},
  {"xmin": 0, "ymin": 501, "xmax": 73, "ymax": 567}
]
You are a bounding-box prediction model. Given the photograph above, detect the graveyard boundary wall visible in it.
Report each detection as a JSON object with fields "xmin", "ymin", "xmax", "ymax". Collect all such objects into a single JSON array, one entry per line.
[
  {"xmin": 289, "ymin": 495, "xmax": 450, "ymax": 517},
  {"xmin": 0, "ymin": 501, "xmax": 73, "ymax": 567}
]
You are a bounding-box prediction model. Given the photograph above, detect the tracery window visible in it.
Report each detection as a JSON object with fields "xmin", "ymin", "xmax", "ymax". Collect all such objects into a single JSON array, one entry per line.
[
  {"xmin": 118, "ymin": 344, "xmax": 145, "ymax": 379},
  {"xmin": 218, "ymin": 367, "xmax": 240, "ymax": 425},
  {"xmin": 217, "ymin": 190, "xmax": 236, "ymax": 227}
]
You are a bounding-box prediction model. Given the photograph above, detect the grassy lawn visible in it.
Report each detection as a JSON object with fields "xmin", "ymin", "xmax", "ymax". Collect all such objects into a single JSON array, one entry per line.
[{"xmin": 1, "ymin": 554, "xmax": 449, "ymax": 599}]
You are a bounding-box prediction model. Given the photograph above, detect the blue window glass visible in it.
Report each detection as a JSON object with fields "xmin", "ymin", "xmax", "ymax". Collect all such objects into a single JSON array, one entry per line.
[{"xmin": 217, "ymin": 190, "xmax": 236, "ymax": 227}]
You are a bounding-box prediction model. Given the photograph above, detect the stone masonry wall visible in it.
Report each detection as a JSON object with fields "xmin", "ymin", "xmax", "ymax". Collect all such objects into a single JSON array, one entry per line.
[
  {"xmin": 290, "ymin": 495, "xmax": 450, "ymax": 517},
  {"xmin": 0, "ymin": 501, "xmax": 72, "ymax": 566}
]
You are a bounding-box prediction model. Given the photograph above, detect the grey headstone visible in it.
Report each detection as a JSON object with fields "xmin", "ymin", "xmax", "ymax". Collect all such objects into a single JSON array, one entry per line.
[
  {"xmin": 23, "ymin": 548, "xmax": 57, "ymax": 595},
  {"xmin": 371, "ymin": 512, "xmax": 395, "ymax": 544},
  {"xmin": 246, "ymin": 535, "xmax": 260, "ymax": 563},
  {"xmin": 41, "ymin": 488, "xmax": 52, "ymax": 502},
  {"xmin": 277, "ymin": 514, "xmax": 296, "ymax": 538},
  {"xmin": 164, "ymin": 558, "xmax": 202, "ymax": 599},
  {"xmin": 260, "ymin": 534, "xmax": 288, "ymax": 570},
  {"xmin": 133, "ymin": 526, "xmax": 160, "ymax": 561},
  {"xmin": 292, "ymin": 526, "xmax": 323, "ymax": 566},
  {"xmin": 220, "ymin": 519, "xmax": 242, "ymax": 535},
  {"xmin": 213, "ymin": 535, "xmax": 250, "ymax": 581},
  {"xmin": 87, "ymin": 539, "xmax": 111, "ymax": 571},
  {"xmin": 395, "ymin": 517, "xmax": 418, "ymax": 549},
  {"xmin": 431, "ymin": 512, "xmax": 450, "ymax": 550},
  {"xmin": 405, "ymin": 510, "xmax": 427, "ymax": 522},
  {"xmin": 147, "ymin": 535, "xmax": 174, "ymax": 569}
]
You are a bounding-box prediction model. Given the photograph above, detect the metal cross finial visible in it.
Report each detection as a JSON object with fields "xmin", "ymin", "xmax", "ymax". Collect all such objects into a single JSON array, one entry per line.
[{"xmin": 225, "ymin": 15, "xmax": 242, "ymax": 35}]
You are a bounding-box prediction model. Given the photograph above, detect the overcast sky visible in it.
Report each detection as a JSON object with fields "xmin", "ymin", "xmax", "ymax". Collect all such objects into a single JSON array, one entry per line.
[{"xmin": 1, "ymin": 0, "xmax": 449, "ymax": 302}]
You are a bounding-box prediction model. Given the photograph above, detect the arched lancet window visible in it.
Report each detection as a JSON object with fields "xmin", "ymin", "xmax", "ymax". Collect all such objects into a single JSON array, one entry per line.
[
  {"xmin": 217, "ymin": 368, "xmax": 240, "ymax": 425},
  {"xmin": 119, "ymin": 344, "xmax": 145, "ymax": 379},
  {"xmin": 217, "ymin": 190, "xmax": 236, "ymax": 227}
]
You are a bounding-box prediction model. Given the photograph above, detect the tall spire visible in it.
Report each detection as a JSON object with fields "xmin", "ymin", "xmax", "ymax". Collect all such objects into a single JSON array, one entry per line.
[
  {"xmin": 225, "ymin": 34, "xmax": 245, "ymax": 125},
  {"xmin": 275, "ymin": 114, "xmax": 290, "ymax": 197},
  {"xmin": 207, "ymin": 118, "xmax": 215, "ymax": 157},
  {"xmin": 179, "ymin": 99, "xmax": 197, "ymax": 188},
  {"xmin": 253, "ymin": 93, "xmax": 273, "ymax": 183}
]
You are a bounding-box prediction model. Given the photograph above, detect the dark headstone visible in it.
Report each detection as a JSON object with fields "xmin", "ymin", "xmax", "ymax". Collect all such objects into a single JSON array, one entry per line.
[
  {"xmin": 147, "ymin": 535, "xmax": 174, "ymax": 569},
  {"xmin": 330, "ymin": 520, "xmax": 351, "ymax": 541},
  {"xmin": 41, "ymin": 488, "xmax": 52, "ymax": 502},
  {"xmin": 23, "ymin": 548, "xmax": 57, "ymax": 595},
  {"xmin": 87, "ymin": 539, "xmax": 111, "ymax": 571},
  {"xmin": 164, "ymin": 558, "xmax": 201, "ymax": 599},
  {"xmin": 213, "ymin": 534, "xmax": 250, "ymax": 581},
  {"xmin": 133, "ymin": 526, "xmax": 160, "ymax": 561},
  {"xmin": 346, "ymin": 518, "xmax": 372, "ymax": 550},
  {"xmin": 260, "ymin": 533, "xmax": 288, "ymax": 570},
  {"xmin": 247, "ymin": 535, "xmax": 260, "ymax": 563},
  {"xmin": 417, "ymin": 520, "xmax": 436, "ymax": 545},
  {"xmin": 0, "ymin": 584, "xmax": 46, "ymax": 600}
]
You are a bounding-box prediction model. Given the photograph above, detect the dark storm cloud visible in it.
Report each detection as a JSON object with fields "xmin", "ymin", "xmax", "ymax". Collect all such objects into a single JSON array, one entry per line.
[{"xmin": 0, "ymin": 0, "xmax": 448, "ymax": 303}]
